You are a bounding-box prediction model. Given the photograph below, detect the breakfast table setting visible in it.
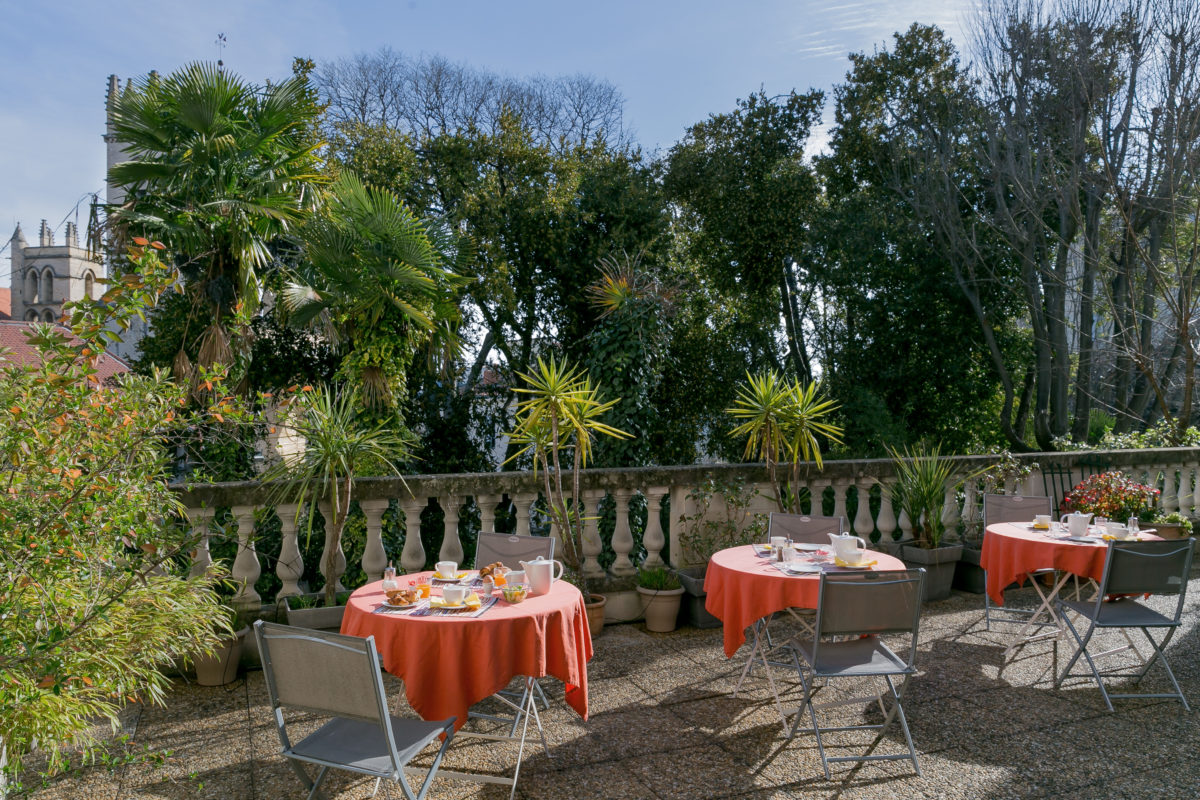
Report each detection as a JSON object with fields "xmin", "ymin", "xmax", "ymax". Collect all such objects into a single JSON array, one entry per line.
[
  {"xmin": 703, "ymin": 533, "xmax": 907, "ymax": 729},
  {"xmin": 981, "ymin": 512, "xmax": 1162, "ymax": 657}
]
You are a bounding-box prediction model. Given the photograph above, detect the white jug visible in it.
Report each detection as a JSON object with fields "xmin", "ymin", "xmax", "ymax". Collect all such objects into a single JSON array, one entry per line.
[
  {"xmin": 520, "ymin": 556, "xmax": 564, "ymax": 596},
  {"xmin": 827, "ymin": 532, "xmax": 867, "ymax": 562},
  {"xmin": 1060, "ymin": 511, "xmax": 1093, "ymax": 537}
]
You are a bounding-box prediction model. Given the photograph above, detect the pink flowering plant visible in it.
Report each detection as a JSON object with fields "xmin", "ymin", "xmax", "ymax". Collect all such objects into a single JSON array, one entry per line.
[{"xmin": 1060, "ymin": 471, "xmax": 1160, "ymax": 523}]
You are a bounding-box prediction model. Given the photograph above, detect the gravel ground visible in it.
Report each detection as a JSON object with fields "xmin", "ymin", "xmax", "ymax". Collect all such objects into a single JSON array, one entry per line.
[{"xmin": 22, "ymin": 574, "xmax": 1200, "ymax": 800}]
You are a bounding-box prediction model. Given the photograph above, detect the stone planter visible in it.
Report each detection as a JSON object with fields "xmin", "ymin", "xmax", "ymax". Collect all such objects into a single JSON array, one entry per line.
[
  {"xmin": 284, "ymin": 597, "xmax": 347, "ymax": 632},
  {"xmin": 674, "ymin": 565, "xmax": 722, "ymax": 629},
  {"xmin": 193, "ymin": 627, "xmax": 246, "ymax": 687},
  {"xmin": 901, "ymin": 544, "xmax": 964, "ymax": 602},
  {"xmin": 952, "ymin": 547, "xmax": 986, "ymax": 594},
  {"xmin": 637, "ymin": 586, "xmax": 685, "ymax": 633},
  {"xmin": 585, "ymin": 593, "xmax": 607, "ymax": 637},
  {"xmin": 1152, "ymin": 523, "xmax": 1188, "ymax": 539}
]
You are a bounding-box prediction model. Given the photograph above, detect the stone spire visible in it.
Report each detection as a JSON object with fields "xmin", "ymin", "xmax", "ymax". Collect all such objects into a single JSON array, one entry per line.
[{"xmin": 38, "ymin": 219, "xmax": 53, "ymax": 247}]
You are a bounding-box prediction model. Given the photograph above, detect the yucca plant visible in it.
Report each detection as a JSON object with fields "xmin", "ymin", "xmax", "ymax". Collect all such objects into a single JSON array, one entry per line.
[
  {"xmin": 888, "ymin": 442, "xmax": 954, "ymax": 548},
  {"xmin": 727, "ymin": 370, "xmax": 843, "ymax": 513},
  {"xmin": 507, "ymin": 356, "xmax": 629, "ymax": 594},
  {"xmin": 264, "ymin": 385, "xmax": 414, "ymax": 606}
]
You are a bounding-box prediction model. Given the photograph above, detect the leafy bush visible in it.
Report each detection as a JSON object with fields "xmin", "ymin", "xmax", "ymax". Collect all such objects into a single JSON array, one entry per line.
[
  {"xmin": 677, "ymin": 477, "xmax": 767, "ymax": 565},
  {"xmin": 1152, "ymin": 512, "xmax": 1193, "ymax": 535},
  {"xmin": 1061, "ymin": 471, "xmax": 1160, "ymax": 522}
]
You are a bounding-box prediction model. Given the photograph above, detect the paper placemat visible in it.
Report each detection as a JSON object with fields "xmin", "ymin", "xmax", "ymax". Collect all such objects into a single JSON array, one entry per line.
[{"xmin": 375, "ymin": 596, "xmax": 499, "ymax": 618}]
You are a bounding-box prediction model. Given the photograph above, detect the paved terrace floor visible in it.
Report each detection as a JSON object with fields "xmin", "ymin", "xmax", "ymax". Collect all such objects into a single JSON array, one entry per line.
[{"xmin": 25, "ymin": 572, "xmax": 1200, "ymax": 800}]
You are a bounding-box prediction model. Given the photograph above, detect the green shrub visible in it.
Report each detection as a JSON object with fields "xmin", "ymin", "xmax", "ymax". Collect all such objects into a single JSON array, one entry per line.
[{"xmin": 637, "ymin": 566, "xmax": 681, "ymax": 591}]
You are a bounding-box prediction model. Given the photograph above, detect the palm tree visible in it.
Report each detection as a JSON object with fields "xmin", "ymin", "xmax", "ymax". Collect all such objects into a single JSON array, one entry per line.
[
  {"xmin": 264, "ymin": 386, "xmax": 414, "ymax": 607},
  {"xmin": 282, "ymin": 171, "xmax": 467, "ymax": 410},
  {"xmin": 107, "ymin": 62, "xmax": 325, "ymax": 374},
  {"xmin": 727, "ymin": 370, "xmax": 843, "ymax": 512}
]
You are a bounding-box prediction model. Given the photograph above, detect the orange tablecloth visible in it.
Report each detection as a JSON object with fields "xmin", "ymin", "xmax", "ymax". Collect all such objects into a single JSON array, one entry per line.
[
  {"xmin": 341, "ymin": 575, "xmax": 592, "ymax": 730},
  {"xmin": 703, "ymin": 544, "xmax": 906, "ymax": 657},
  {"xmin": 980, "ymin": 522, "xmax": 1161, "ymax": 606}
]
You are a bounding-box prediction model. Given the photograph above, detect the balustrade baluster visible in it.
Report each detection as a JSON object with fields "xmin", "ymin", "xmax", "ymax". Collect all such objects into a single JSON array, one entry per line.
[
  {"xmin": 318, "ymin": 502, "xmax": 347, "ymax": 595},
  {"xmin": 400, "ymin": 499, "xmax": 426, "ymax": 573},
  {"xmin": 275, "ymin": 504, "xmax": 304, "ymax": 598},
  {"xmin": 852, "ymin": 482, "xmax": 874, "ymax": 539},
  {"xmin": 187, "ymin": 507, "xmax": 215, "ymax": 580},
  {"xmin": 477, "ymin": 495, "xmax": 498, "ymax": 534},
  {"xmin": 876, "ymin": 484, "xmax": 897, "ymax": 543},
  {"xmin": 641, "ymin": 489, "xmax": 668, "ymax": 568},
  {"xmin": 514, "ymin": 493, "xmax": 535, "ymax": 536},
  {"xmin": 231, "ymin": 505, "xmax": 261, "ymax": 611},
  {"xmin": 808, "ymin": 480, "xmax": 829, "ymax": 516},
  {"xmin": 831, "ymin": 480, "xmax": 848, "ymax": 524},
  {"xmin": 360, "ymin": 499, "xmax": 390, "ymax": 582},
  {"xmin": 1191, "ymin": 464, "xmax": 1200, "ymax": 516},
  {"xmin": 897, "ymin": 507, "xmax": 913, "ymax": 543},
  {"xmin": 1161, "ymin": 469, "xmax": 1179, "ymax": 515},
  {"xmin": 438, "ymin": 496, "xmax": 464, "ymax": 564},
  {"xmin": 610, "ymin": 488, "xmax": 636, "ymax": 575},
  {"xmin": 961, "ymin": 482, "xmax": 977, "ymax": 531},
  {"xmin": 581, "ymin": 491, "xmax": 605, "ymax": 578},
  {"xmin": 941, "ymin": 482, "xmax": 960, "ymax": 541}
]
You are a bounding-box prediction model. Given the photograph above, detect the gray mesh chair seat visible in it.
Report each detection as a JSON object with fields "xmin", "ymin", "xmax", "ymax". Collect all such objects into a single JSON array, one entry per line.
[
  {"xmin": 254, "ymin": 621, "xmax": 455, "ymax": 800},
  {"xmin": 1054, "ymin": 540, "xmax": 1193, "ymax": 711},
  {"xmin": 471, "ymin": 532, "xmax": 555, "ymax": 734},
  {"xmin": 981, "ymin": 494, "xmax": 1056, "ymax": 630},
  {"xmin": 786, "ymin": 569, "xmax": 925, "ymax": 779}
]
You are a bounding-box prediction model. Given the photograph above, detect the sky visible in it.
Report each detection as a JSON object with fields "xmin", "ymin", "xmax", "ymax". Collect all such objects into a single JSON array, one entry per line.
[{"xmin": 0, "ymin": 0, "xmax": 976, "ymax": 251}]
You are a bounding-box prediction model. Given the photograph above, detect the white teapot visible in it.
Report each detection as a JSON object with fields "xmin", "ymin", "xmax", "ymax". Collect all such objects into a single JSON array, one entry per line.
[
  {"xmin": 828, "ymin": 532, "xmax": 868, "ymax": 562},
  {"xmin": 1060, "ymin": 511, "xmax": 1093, "ymax": 538},
  {"xmin": 520, "ymin": 556, "xmax": 564, "ymax": 596}
]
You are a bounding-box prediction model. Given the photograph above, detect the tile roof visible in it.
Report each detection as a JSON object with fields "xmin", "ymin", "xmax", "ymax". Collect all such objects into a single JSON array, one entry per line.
[{"xmin": 0, "ymin": 320, "xmax": 131, "ymax": 382}]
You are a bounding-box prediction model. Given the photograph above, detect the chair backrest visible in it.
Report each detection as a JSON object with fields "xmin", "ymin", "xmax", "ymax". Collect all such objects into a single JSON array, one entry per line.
[
  {"xmin": 768, "ymin": 513, "xmax": 845, "ymax": 544},
  {"xmin": 982, "ymin": 494, "xmax": 1052, "ymax": 527},
  {"xmin": 813, "ymin": 570, "xmax": 925, "ymax": 671},
  {"xmin": 255, "ymin": 621, "xmax": 390, "ymax": 726},
  {"xmin": 474, "ymin": 532, "xmax": 554, "ymax": 570},
  {"xmin": 1100, "ymin": 541, "xmax": 1194, "ymax": 618}
]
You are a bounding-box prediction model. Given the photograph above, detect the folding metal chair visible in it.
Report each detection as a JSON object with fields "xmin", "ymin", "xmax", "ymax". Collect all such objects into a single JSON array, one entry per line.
[
  {"xmin": 981, "ymin": 494, "xmax": 1057, "ymax": 630},
  {"xmin": 470, "ymin": 532, "xmax": 555, "ymax": 733},
  {"xmin": 786, "ymin": 569, "xmax": 925, "ymax": 779},
  {"xmin": 735, "ymin": 514, "xmax": 848, "ymax": 731},
  {"xmin": 1054, "ymin": 540, "xmax": 1194, "ymax": 711},
  {"xmin": 254, "ymin": 620, "xmax": 455, "ymax": 800}
]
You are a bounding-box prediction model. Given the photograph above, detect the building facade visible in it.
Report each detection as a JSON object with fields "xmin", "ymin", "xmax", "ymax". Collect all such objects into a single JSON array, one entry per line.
[{"xmin": 8, "ymin": 220, "xmax": 102, "ymax": 324}]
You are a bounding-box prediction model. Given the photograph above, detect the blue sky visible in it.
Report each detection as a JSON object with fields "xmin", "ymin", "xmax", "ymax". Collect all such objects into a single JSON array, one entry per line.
[{"xmin": 0, "ymin": 0, "xmax": 974, "ymax": 248}]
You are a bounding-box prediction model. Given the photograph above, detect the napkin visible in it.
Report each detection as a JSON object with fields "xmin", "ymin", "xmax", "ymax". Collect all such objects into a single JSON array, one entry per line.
[
  {"xmin": 834, "ymin": 556, "xmax": 876, "ymax": 568},
  {"xmin": 430, "ymin": 592, "xmax": 481, "ymax": 609},
  {"xmin": 1101, "ymin": 533, "xmax": 1140, "ymax": 541}
]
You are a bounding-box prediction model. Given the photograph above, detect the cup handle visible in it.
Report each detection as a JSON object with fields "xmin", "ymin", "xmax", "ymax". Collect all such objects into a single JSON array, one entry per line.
[
  {"xmin": 855, "ymin": 536, "xmax": 867, "ymax": 551},
  {"xmin": 553, "ymin": 560, "xmax": 565, "ymax": 581}
]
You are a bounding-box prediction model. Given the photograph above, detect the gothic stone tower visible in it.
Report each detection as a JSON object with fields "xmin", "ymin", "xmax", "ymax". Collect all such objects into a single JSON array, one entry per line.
[{"xmin": 8, "ymin": 220, "xmax": 102, "ymax": 323}]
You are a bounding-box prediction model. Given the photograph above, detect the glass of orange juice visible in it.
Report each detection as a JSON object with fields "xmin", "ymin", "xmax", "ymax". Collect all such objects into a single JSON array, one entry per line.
[
  {"xmin": 415, "ymin": 575, "xmax": 432, "ymax": 598},
  {"xmin": 493, "ymin": 571, "xmax": 507, "ymax": 587}
]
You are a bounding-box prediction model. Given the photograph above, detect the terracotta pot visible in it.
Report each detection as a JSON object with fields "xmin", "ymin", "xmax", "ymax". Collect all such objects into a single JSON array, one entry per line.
[
  {"xmin": 585, "ymin": 594, "xmax": 607, "ymax": 637},
  {"xmin": 637, "ymin": 586, "xmax": 685, "ymax": 633},
  {"xmin": 193, "ymin": 628, "xmax": 246, "ymax": 686}
]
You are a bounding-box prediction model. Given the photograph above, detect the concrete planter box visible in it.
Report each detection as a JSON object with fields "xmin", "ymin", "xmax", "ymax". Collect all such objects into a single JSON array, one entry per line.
[
  {"xmin": 901, "ymin": 544, "xmax": 964, "ymax": 602},
  {"xmin": 284, "ymin": 598, "xmax": 347, "ymax": 632},
  {"xmin": 673, "ymin": 565, "xmax": 722, "ymax": 629},
  {"xmin": 953, "ymin": 546, "xmax": 986, "ymax": 594},
  {"xmin": 194, "ymin": 627, "xmax": 247, "ymax": 686}
]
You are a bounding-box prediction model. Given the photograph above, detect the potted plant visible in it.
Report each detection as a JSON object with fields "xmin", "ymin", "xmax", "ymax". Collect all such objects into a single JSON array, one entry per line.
[
  {"xmin": 1150, "ymin": 512, "xmax": 1193, "ymax": 539},
  {"xmin": 192, "ymin": 605, "xmax": 245, "ymax": 687},
  {"xmin": 890, "ymin": 442, "xmax": 963, "ymax": 602},
  {"xmin": 1060, "ymin": 471, "xmax": 1160, "ymax": 524},
  {"xmin": 673, "ymin": 477, "xmax": 767, "ymax": 628},
  {"xmin": 636, "ymin": 567, "xmax": 685, "ymax": 633},
  {"xmin": 727, "ymin": 370, "xmax": 843, "ymax": 513},
  {"xmin": 264, "ymin": 386, "xmax": 413, "ymax": 621},
  {"xmin": 508, "ymin": 356, "xmax": 629, "ymax": 635}
]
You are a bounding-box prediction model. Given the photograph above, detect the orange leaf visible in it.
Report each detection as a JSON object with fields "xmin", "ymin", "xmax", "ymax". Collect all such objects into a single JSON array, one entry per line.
[
  {"xmin": 132, "ymin": 236, "xmax": 149, "ymax": 246},
  {"xmin": 37, "ymin": 675, "xmax": 55, "ymax": 689}
]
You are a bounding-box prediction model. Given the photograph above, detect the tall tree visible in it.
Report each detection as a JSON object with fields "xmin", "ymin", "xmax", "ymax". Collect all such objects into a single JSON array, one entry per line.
[
  {"xmin": 107, "ymin": 62, "xmax": 325, "ymax": 378},
  {"xmin": 665, "ymin": 90, "xmax": 825, "ymax": 382}
]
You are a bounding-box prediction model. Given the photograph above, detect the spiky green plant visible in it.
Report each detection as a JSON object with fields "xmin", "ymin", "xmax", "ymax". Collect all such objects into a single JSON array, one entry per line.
[
  {"xmin": 888, "ymin": 442, "xmax": 954, "ymax": 548},
  {"xmin": 727, "ymin": 370, "xmax": 843, "ymax": 513}
]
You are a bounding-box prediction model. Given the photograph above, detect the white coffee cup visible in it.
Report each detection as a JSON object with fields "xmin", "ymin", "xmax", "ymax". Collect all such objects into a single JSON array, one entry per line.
[
  {"xmin": 441, "ymin": 585, "xmax": 467, "ymax": 605},
  {"xmin": 506, "ymin": 570, "xmax": 526, "ymax": 586},
  {"xmin": 841, "ymin": 550, "xmax": 866, "ymax": 566},
  {"xmin": 1034, "ymin": 514, "xmax": 1051, "ymax": 527},
  {"xmin": 435, "ymin": 560, "xmax": 457, "ymax": 579},
  {"xmin": 1105, "ymin": 521, "xmax": 1127, "ymax": 537}
]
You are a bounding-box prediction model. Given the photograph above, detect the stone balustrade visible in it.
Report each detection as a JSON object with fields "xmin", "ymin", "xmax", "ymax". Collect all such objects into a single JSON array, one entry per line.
[{"xmin": 176, "ymin": 447, "xmax": 1200, "ymax": 619}]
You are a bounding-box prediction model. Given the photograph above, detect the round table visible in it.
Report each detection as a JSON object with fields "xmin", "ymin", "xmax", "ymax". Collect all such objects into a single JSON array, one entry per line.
[
  {"xmin": 703, "ymin": 544, "xmax": 906, "ymax": 657},
  {"xmin": 980, "ymin": 522, "xmax": 1162, "ymax": 606},
  {"xmin": 341, "ymin": 575, "xmax": 593, "ymax": 730}
]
